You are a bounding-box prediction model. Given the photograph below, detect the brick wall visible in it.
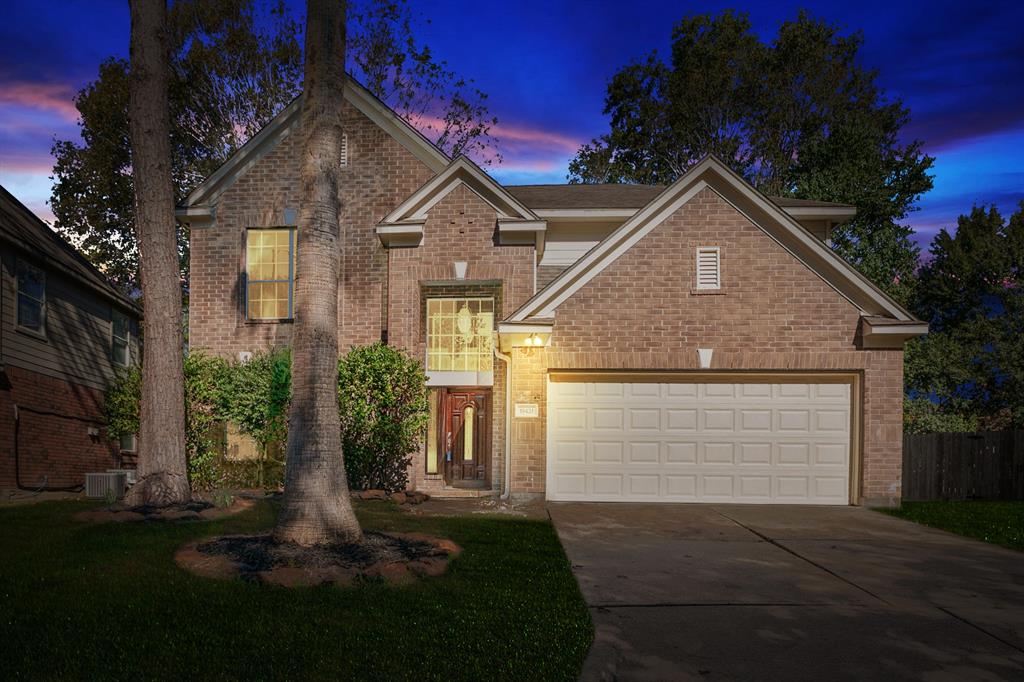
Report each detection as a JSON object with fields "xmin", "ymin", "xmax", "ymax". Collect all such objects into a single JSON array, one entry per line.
[
  {"xmin": 389, "ymin": 184, "xmax": 536, "ymax": 492},
  {"xmin": 0, "ymin": 365, "xmax": 120, "ymax": 489},
  {"xmin": 188, "ymin": 100, "xmax": 436, "ymax": 356},
  {"xmin": 508, "ymin": 189, "xmax": 904, "ymax": 502}
]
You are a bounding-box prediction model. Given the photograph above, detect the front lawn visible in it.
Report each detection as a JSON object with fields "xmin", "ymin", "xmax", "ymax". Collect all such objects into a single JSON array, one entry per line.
[
  {"xmin": 0, "ymin": 499, "xmax": 592, "ymax": 680},
  {"xmin": 881, "ymin": 500, "xmax": 1024, "ymax": 552}
]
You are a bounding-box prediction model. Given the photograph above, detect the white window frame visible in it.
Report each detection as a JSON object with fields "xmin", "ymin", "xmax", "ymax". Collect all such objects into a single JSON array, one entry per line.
[
  {"xmin": 424, "ymin": 297, "xmax": 494, "ymax": 387},
  {"xmin": 695, "ymin": 246, "xmax": 721, "ymax": 291},
  {"xmin": 111, "ymin": 309, "xmax": 131, "ymax": 366},
  {"xmin": 15, "ymin": 257, "xmax": 46, "ymax": 336}
]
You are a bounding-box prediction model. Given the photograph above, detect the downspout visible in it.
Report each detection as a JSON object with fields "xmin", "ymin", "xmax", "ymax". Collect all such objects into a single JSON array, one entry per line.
[{"xmin": 494, "ymin": 345, "xmax": 512, "ymax": 500}]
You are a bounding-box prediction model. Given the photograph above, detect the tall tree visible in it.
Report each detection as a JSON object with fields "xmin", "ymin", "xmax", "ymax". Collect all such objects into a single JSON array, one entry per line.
[
  {"xmin": 50, "ymin": 0, "xmax": 496, "ymax": 296},
  {"xmin": 568, "ymin": 11, "xmax": 933, "ymax": 304},
  {"xmin": 124, "ymin": 0, "xmax": 190, "ymax": 506},
  {"xmin": 906, "ymin": 203, "xmax": 1024, "ymax": 430},
  {"xmin": 274, "ymin": 0, "xmax": 361, "ymax": 545}
]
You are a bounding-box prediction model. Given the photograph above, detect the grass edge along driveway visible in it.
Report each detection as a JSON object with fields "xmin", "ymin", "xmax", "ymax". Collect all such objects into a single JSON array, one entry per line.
[
  {"xmin": 0, "ymin": 499, "xmax": 592, "ymax": 681},
  {"xmin": 881, "ymin": 500, "xmax": 1024, "ymax": 552}
]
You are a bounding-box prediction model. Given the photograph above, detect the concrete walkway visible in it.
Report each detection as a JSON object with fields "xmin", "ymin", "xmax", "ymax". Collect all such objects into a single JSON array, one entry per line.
[{"xmin": 549, "ymin": 503, "xmax": 1024, "ymax": 681}]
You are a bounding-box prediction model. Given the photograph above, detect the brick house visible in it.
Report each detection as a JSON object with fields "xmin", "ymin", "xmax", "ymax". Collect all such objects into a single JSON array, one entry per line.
[
  {"xmin": 1, "ymin": 185, "xmax": 141, "ymax": 491},
  {"xmin": 178, "ymin": 79, "xmax": 926, "ymax": 506}
]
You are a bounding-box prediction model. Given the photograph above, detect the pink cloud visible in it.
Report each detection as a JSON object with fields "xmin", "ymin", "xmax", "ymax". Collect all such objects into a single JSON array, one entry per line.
[
  {"xmin": 0, "ymin": 153, "xmax": 56, "ymax": 174},
  {"xmin": 0, "ymin": 81, "xmax": 79, "ymax": 121},
  {"xmin": 405, "ymin": 112, "xmax": 582, "ymax": 155}
]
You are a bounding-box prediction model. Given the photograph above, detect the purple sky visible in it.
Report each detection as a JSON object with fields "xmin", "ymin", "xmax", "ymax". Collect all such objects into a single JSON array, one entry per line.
[{"xmin": 1, "ymin": 0, "xmax": 1021, "ymax": 251}]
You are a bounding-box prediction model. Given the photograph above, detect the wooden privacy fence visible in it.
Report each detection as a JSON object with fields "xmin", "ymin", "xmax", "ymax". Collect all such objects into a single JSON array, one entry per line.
[{"xmin": 902, "ymin": 430, "xmax": 1024, "ymax": 501}]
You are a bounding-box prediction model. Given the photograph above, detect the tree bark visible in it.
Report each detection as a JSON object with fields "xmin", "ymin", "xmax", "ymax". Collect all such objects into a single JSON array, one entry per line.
[
  {"xmin": 124, "ymin": 0, "xmax": 190, "ymax": 507},
  {"xmin": 273, "ymin": 0, "xmax": 361, "ymax": 545}
]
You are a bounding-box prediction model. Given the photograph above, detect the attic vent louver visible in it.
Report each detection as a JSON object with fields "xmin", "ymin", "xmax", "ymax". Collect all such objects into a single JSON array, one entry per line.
[
  {"xmin": 340, "ymin": 134, "xmax": 349, "ymax": 167},
  {"xmin": 696, "ymin": 247, "xmax": 721, "ymax": 290}
]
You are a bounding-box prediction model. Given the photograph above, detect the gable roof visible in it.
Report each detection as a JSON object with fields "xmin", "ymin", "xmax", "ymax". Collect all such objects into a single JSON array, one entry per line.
[
  {"xmin": 176, "ymin": 75, "xmax": 450, "ymax": 215},
  {"xmin": 380, "ymin": 156, "xmax": 540, "ymax": 225},
  {"xmin": 0, "ymin": 185, "xmax": 140, "ymax": 314},
  {"xmin": 507, "ymin": 155, "xmax": 916, "ymax": 323}
]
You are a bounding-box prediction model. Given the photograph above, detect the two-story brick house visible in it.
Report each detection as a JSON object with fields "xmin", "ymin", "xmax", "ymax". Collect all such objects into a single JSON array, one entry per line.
[
  {"xmin": 1, "ymin": 185, "xmax": 141, "ymax": 491},
  {"xmin": 178, "ymin": 78, "xmax": 926, "ymax": 506}
]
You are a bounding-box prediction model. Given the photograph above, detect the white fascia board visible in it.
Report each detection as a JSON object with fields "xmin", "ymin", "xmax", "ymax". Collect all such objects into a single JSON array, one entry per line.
[
  {"xmin": 343, "ymin": 82, "xmax": 449, "ymax": 172},
  {"xmin": 175, "ymin": 205, "xmax": 214, "ymax": 226},
  {"xmin": 783, "ymin": 206, "xmax": 857, "ymax": 219},
  {"xmin": 533, "ymin": 208, "xmax": 638, "ymax": 219},
  {"xmin": 498, "ymin": 220, "xmax": 547, "ymax": 233},
  {"xmin": 375, "ymin": 222, "xmax": 424, "ymax": 247},
  {"xmin": 497, "ymin": 321, "xmax": 553, "ymax": 334}
]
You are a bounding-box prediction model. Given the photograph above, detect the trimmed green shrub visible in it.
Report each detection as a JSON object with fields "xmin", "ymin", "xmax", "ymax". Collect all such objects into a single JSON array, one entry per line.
[
  {"xmin": 104, "ymin": 351, "xmax": 229, "ymax": 490},
  {"xmin": 218, "ymin": 348, "xmax": 291, "ymax": 487},
  {"xmin": 337, "ymin": 343, "xmax": 429, "ymax": 492}
]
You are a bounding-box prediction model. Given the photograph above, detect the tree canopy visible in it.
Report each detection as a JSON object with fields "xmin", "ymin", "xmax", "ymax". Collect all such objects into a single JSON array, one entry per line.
[
  {"xmin": 568, "ymin": 10, "xmax": 934, "ymax": 304},
  {"xmin": 904, "ymin": 203, "xmax": 1024, "ymax": 431},
  {"xmin": 50, "ymin": 0, "xmax": 497, "ymax": 296}
]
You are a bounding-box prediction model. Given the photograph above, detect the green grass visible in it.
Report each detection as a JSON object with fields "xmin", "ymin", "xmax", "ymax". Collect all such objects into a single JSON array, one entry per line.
[
  {"xmin": 0, "ymin": 500, "xmax": 592, "ymax": 681},
  {"xmin": 881, "ymin": 500, "xmax": 1024, "ymax": 552}
]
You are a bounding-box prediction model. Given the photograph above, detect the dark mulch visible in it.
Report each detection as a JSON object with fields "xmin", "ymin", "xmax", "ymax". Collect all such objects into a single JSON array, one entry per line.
[
  {"xmin": 198, "ymin": 531, "xmax": 440, "ymax": 573},
  {"xmin": 130, "ymin": 500, "xmax": 214, "ymax": 516}
]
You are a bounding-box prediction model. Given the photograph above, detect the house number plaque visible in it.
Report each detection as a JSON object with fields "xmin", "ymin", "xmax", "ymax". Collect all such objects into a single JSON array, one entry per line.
[{"xmin": 514, "ymin": 403, "xmax": 539, "ymax": 418}]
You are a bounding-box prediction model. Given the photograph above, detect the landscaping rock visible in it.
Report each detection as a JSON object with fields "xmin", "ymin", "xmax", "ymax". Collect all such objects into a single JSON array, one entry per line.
[
  {"xmin": 359, "ymin": 489, "xmax": 388, "ymax": 500},
  {"xmin": 406, "ymin": 491, "xmax": 430, "ymax": 505},
  {"xmin": 389, "ymin": 491, "xmax": 407, "ymax": 504}
]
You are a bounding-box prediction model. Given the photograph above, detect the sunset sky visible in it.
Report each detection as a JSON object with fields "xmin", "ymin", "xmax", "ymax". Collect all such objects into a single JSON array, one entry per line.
[{"xmin": 1, "ymin": 0, "xmax": 1021, "ymax": 250}]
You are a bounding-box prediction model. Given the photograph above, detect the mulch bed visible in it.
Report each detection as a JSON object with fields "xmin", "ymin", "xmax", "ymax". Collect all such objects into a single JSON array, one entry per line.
[
  {"xmin": 74, "ymin": 497, "xmax": 256, "ymax": 524},
  {"xmin": 175, "ymin": 531, "xmax": 461, "ymax": 587}
]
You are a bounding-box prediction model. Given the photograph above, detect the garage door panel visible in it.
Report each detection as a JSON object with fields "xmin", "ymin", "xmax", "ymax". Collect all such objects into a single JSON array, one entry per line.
[
  {"xmin": 593, "ymin": 441, "xmax": 624, "ymax": 463},
  {"xmin": 548, "ymin": 380, "xmax": 851, "ymax": 504}
]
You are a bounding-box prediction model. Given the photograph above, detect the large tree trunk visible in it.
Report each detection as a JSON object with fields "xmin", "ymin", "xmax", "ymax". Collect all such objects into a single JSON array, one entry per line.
[
  {"xmin": 273, "ymin": 0, "xmax": 361, "ymax": 545},
  {"xmin": 124, "ymin": 0, "xmax": 190, "ymax": 507}
]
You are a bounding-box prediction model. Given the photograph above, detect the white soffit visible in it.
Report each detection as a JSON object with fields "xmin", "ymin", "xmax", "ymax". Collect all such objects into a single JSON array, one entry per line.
[{"xmin": 507, "ymin": 155, "xmax": 915, "ymax": 323}]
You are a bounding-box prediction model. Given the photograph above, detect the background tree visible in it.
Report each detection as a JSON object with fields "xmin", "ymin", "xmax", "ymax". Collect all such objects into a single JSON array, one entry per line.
[
  {"xmin": 568, "ymin": 10, "xmax": 933, "ymax": 303},
  {"xmin": 274, "ymin": 0, "xmax": 361, "ymax": 545},
  {"xmin": 124, "ymin": 0, "xmax": 190, "ymax": 506},
  {"xmin": 905, "ymin": 203, "xmax": 1024, "ymax": 431},
  {"xmin": 50, "ymin": 0, "xmax": 496, "ymax": 297}
]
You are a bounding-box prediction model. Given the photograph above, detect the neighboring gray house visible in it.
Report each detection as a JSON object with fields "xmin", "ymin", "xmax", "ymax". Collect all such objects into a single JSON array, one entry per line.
[{"xmin": 0, "ymin": 185, "xmax": 141, "ymax": 490}]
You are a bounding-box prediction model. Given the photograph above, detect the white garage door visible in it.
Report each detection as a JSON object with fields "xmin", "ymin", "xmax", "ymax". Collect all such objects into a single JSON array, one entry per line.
[{"xmin": 547, "ymin": 380, "xmax": 852, "ymax": 504}]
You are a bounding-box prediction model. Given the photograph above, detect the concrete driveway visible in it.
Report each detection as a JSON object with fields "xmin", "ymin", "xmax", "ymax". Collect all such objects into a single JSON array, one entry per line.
[{"xmin": 548, "ymin": 503, "xmax": 1024, "ymax": 681}]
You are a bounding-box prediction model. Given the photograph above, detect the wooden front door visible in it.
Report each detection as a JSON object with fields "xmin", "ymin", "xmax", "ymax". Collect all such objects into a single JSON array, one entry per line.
[{"xmin": 442, "ymin": 389, "xmax": 491, "ymax": 488}]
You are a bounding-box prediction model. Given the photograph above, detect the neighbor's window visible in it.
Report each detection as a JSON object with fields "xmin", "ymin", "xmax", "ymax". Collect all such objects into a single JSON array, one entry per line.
[
  {"xmin": 246, "ymin": 228, "xmax": 296, "ymax": 320},
  {"xmin": 16, "ymin": 258, "xmax": 45, "ymax": 334},
  {"xmin": 112, "ymin": 310, "xmax": 131, "ymax": 366},
  {"xmin": 119, "ymin": 433, "xmax": 137, "ymax": 453},
  {"xmin": 426, "ymin": 298, "xmax": 494, "ymax": 376},
  {"xmin": 695, "ymin": 246, "xmax": 721, "ymax": 290}
]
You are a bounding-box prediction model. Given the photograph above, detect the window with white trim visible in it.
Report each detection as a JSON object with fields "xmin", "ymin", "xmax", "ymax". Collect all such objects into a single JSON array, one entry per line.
[
  {"xmin": 425, "ymin": 298, "xmax": 494, "ymax": 384},
  {"xmin": 246, "ymin": 228, "xmax": 296, "ymax": 320},
  {"xmin": 112, "ymin": 310, "xmax": 131, "ymax": 366},
  {"xmin": 695, "ymin": 247, "xmax": 721, "ymax": 290},
  {"xmin": 16, "ymin": 258, "xmax": 45, "ymax": 334}
]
